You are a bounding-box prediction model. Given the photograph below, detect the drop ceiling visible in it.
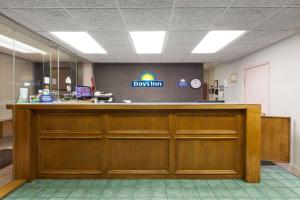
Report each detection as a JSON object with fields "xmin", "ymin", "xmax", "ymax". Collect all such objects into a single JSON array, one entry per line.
[{"xmin": 0, "ymin": 0, "xmax": 299, "ymax": 63}]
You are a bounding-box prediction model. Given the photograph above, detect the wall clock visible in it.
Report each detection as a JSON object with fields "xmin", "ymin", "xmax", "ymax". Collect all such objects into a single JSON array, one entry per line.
[{"xmin": 190, "ymin": 79, "xmax": 201, "ymax": 89}]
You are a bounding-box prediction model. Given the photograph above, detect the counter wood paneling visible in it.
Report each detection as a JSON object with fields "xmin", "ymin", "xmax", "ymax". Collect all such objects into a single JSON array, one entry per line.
[
  {"xmin": 261, "ymin": 116, "xmax": 290, "ymax": 162},
  {"xmin": 9, "ymin": 103, "xmax": 261, "ymax": 183}
]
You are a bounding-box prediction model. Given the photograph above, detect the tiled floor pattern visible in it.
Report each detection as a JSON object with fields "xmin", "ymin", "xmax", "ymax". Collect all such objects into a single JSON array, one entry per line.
[{"xmin": 3, "ymin": 166, "xmax": 300, "ymax": 200}]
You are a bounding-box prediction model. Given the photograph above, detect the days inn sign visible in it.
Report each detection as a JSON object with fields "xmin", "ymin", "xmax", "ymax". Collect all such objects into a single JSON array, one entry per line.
[{"xmin": 132, "ymin": 72, "xmax": 164, "ymax": 88}]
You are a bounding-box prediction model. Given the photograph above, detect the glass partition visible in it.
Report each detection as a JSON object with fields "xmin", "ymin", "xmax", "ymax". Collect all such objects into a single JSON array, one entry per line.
[
  {"xmin": 13, "ymin": 31, "xmax": 51, "ymax": 103},
  {"xmin": 0, "ymin": 18, "xmax": 84, "ymax": 187},
  {"xmin": 0, "ymin": 22, "xmax": 14, "ymax": 120},
  {"xmin": 0, "ymin": 19, "xmax": 88, "ymax": 107}
]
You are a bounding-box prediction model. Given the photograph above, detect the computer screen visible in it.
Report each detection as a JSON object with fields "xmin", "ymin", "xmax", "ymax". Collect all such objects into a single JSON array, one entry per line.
[{"xmin": 75, "ymin": 85, "xmax": 92, "ymax": 99}]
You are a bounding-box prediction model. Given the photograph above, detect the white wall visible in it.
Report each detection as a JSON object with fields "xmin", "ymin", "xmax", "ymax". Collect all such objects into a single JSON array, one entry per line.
[{"xmin": 214, "ymin": 33, "xmax": 300, "ymax": 168}]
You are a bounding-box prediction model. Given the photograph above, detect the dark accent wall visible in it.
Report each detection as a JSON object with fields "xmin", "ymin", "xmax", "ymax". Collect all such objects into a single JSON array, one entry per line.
[{"xmin": 93, "ymin": 63, "xmax": 203, "ymax": 102}]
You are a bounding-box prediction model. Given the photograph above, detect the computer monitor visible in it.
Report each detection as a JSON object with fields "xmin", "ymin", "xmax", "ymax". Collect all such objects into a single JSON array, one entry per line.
[{"xmin": 75, "ymin": 85, "xmax": 93, "ymax": 99}]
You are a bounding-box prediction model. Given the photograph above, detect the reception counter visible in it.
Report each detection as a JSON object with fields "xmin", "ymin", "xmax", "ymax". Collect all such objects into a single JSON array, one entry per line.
[{"xmin": 9, "ymin": 103, "xmax": 261, "ymax": 183}]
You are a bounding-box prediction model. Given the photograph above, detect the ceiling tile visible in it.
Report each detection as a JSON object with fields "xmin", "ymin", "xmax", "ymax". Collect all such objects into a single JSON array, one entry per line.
[
  {"xmin": 218, "ymin": 44, "xmax": 264, "ymax": 55},
  {"xmin": 214, "ymin": 7, "xmax": 279, "ymax": 30},
  {"xmin": 289, "ymin": 0, "xmax": 300, "ymax": 7},
  {"xmin": 184, "ymin": 53, "xmax": 247, "ymax": 63},
  {"xmin": 121, "ymin": 8, "xmax": 172, "ymax": 30},
  {"xmin": 58, "ymin": 0, "xmax": 117, "ymax": 8},
  {"xmin": 255, "ymin": 8, "xmax": 300, "ymax": 30},
  {"xmin": 214, "ymin": 52, "xmax": 249, "ymax": 61},
  {"xmin": 161, "ymin": 54, "xmax": 186, "ymax": 62},
  {"xmin": 184, "ymin": 54, "xmax": 218, "ymax": 62},
  {"xmin": 0, "ymin": 9, "xmax": 44, "ymax": 31},
  {"xmin": 170, "ymin": 8, "xmax": 226, "ymax": 30},
  {"xmin": 118, "ymin": 0, "xmax": 174, "ymax": 8},
  {"xmin": 138, "ymin": 54, "xmax": 161, "ymax": 62},
  {"xmin": 103, "ymin": 44, "xmax": 134, "ymax": 54},
  {"xmin": 0, "ymin": 0, "xmax": 61, "ymax": 8},
  {"xmin": 234, "ymin": 30, "xmax": 298, "ymax": 45},
  {"xmin": 67, "ymin": 8, "xmax": 125, "ymax": 31},
  {"xmin": 12, "ymin": 8, "xmax": 81, "ymax": 31},
  {"xmin": 166, "ymin": 31, "xmax": 207, "ymax": 45},
  {"xmin": 164, "ymin": 44, "xmax": 193, "ymax": 54},
  {"xmin": 89, "ymin": 31, "xmax": 131, "ymax": 46},
  {"xmin": 84, "ymin": 54, "xmax": 117, "ymax": 63},
  {"xmin": 114, "ymin": 53, "xmax": 138, "ymax": 62},
  {"xmin": 231, "ymin": 0, "xmax": 294, "ymax": 7},
  {"xmin": 175, "ymin": 0, "xmax": 233, "ymax": 8}
]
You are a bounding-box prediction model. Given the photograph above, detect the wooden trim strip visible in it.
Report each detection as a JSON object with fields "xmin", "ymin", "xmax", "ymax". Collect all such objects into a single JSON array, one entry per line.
[
  {"xmin": 175, "ymin": 130, "xmax": 238, "ymax": 135},
  {"xmin": 0, "ymin": 180, "xmax": 26, "ymax": 199},
  {"xmin": 40, "ymin": 130, "xmax": 103, "ymax": 134},
  {"xmin": 106, "ymin": 136, "xmax": 170, "ymax": 139},
  {"xmin": 39, "ymin": 135, "xmax": 103, "ymax": 139},
  {"xmin": 107, "ymin": 170, "xmax": 170, "ymax": 174},
  {"xmin": 175, "ymin": 170, "xmax": 238, "ymax": 175},
  {"xmin": 7, "ymin": 103, "xmax": 251, "ymax": 110},
  {"xmin": 174, "ymin": 136, "xmax": 238, "ymax": 139},
  {"xmin": 39, "ymin": 170, "xmax": 102, "ymax": 174},
  {"xmin": 107, "ymin": 130, "xmax": 170, "ymax": 134}
]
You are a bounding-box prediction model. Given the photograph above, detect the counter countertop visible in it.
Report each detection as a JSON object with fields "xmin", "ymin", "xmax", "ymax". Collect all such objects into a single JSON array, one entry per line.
[{"xmin": 7, "ymin": 102, "xmax": 260, "ymax": 110}]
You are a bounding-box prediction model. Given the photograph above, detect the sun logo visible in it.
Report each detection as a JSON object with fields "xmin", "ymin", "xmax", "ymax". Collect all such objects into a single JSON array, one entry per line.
[{"xmin": 140, "ymin": 73, "xmax": 155, "ymax": 81}]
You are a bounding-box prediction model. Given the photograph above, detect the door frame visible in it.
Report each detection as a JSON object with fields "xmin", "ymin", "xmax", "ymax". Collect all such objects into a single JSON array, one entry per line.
[{"xmin": 244, "ymin": 63, "xmax": 270, "ymax": 115}]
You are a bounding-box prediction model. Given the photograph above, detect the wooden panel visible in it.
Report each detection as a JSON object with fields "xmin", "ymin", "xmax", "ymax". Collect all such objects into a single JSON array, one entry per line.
[
  {"xmin": 245, "ymin": 105, "xmax": 261, "ymax": 183},
  {"xmin": 38, "ymin": 113, "xmax": 102, "ymax": 133},
  {"xmin": 38, "ymin": 136, "xmax": 102, "ymax": 174},
  {"xmin": 14, "ymin": 109, "xmax": 31, "ymax": 180},
  {"xmin": 175, "ymin": 111, "xmax": 240, "ymax": 134},
  {"xmin": 106, "ymin": 137, "xmax": 170, "ymax": 174},
  {"xmin": 175, "ymin": 137, "xmax": 239, "ymax": 175},
  {"xmin": 0, "ymin": 120, "xmax": 13, "ymax": 137},
  {"xmin": 0, "ymin": 121, "xmax": 2, "ymax": 137},
  {"xmin": 261, "ymin": 116, "xmax": 290, "ymax": 162},
  {"xmin": 108, "ymin": 113, "xmax": 170, "ymax": 134}
]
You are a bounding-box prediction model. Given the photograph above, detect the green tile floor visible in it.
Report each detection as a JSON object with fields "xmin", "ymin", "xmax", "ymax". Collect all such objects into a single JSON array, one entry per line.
[{"xmin": 4, "ymin": 166, "xmax": 300, "ymax": 200}]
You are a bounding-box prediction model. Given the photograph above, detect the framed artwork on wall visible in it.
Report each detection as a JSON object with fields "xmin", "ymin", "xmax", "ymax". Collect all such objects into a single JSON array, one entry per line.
[
  {"xmin": 231, "ymin": 73, "xmax": 238, "ymax": 83},
  {"xmin": 214, "ymin": 80, "xmax": 218, "ymax": 88}
]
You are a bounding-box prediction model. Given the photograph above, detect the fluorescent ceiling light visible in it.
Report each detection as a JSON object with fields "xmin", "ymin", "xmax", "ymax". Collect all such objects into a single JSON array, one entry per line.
[
  {"xmin": 130, "ymin": 31, "xmax": 166, "ymax": 54},
  {"xmin": 0, "ymin": 34, "xmax": 46, "ymax": 54},
  {"xmin": 192, "ymin": 30, "xmax": 246, "ymax": 54},
  {"xmin": 50, "ymin": 32, "xmax": 107, "ymax": 54}
]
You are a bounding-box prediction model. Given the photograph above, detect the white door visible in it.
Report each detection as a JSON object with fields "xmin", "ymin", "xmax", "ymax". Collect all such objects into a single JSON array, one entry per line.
[{"xmin": 244, "ymin": 64, "xmax": 270, "ymax": 115}]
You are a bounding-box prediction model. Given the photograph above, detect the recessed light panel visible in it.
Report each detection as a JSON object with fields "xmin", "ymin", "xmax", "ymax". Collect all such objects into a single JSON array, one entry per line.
[
  {"xmin": 50, "ymin": 32, "xmax": 107, "ymax": 54},
  {"xmin": 0, "ymin": 34, "xmax": 46, "ymax": 54},
  {"xmin": 192, "ymin": 30, "xmax": 246, "ymax": 54},
  {"xmin": 130, "ymin": 31, "xmax": 166, "ymax": 54}
]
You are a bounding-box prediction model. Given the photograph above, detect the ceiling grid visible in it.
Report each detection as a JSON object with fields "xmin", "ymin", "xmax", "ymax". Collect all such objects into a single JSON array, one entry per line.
[{"xmin": 0, "ymin": 0, "xmax": 299, "ymax": 63}]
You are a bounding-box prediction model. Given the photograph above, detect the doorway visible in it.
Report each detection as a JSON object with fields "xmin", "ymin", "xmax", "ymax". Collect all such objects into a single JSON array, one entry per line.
[{"xmin": 244, "ymin": 63, "xmax": 270, "ymax": 115}]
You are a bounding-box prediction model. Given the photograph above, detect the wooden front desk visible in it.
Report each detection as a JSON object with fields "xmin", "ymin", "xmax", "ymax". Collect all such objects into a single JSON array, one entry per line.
[{"xmin": 9, "ymin": 103, "xmax": 261, "ymax": 183}]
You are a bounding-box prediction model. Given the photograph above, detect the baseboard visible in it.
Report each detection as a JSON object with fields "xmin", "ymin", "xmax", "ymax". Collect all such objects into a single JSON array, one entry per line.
[{"xmin": 0, "ymin": 180, "xmax": 26, "ymax": 199}]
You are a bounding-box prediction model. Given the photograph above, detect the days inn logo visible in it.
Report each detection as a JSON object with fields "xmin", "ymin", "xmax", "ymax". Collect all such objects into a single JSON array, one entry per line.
[{"xmin": 132, "ymin": 72, "xmax": 164, "ymax": 87}]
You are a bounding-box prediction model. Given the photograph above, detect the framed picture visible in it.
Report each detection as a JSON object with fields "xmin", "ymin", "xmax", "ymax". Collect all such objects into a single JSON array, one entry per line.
[
  {"xmin": 214, "ymin": 80, "xmax": 218, "ymax": 88},
  {"xmin": 224, "ymin": 78, "xmax": 229, "ymax": 88},
  {"xmin": 231, "ymin": 73, "xmax": 238, "ymax": 83}
]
